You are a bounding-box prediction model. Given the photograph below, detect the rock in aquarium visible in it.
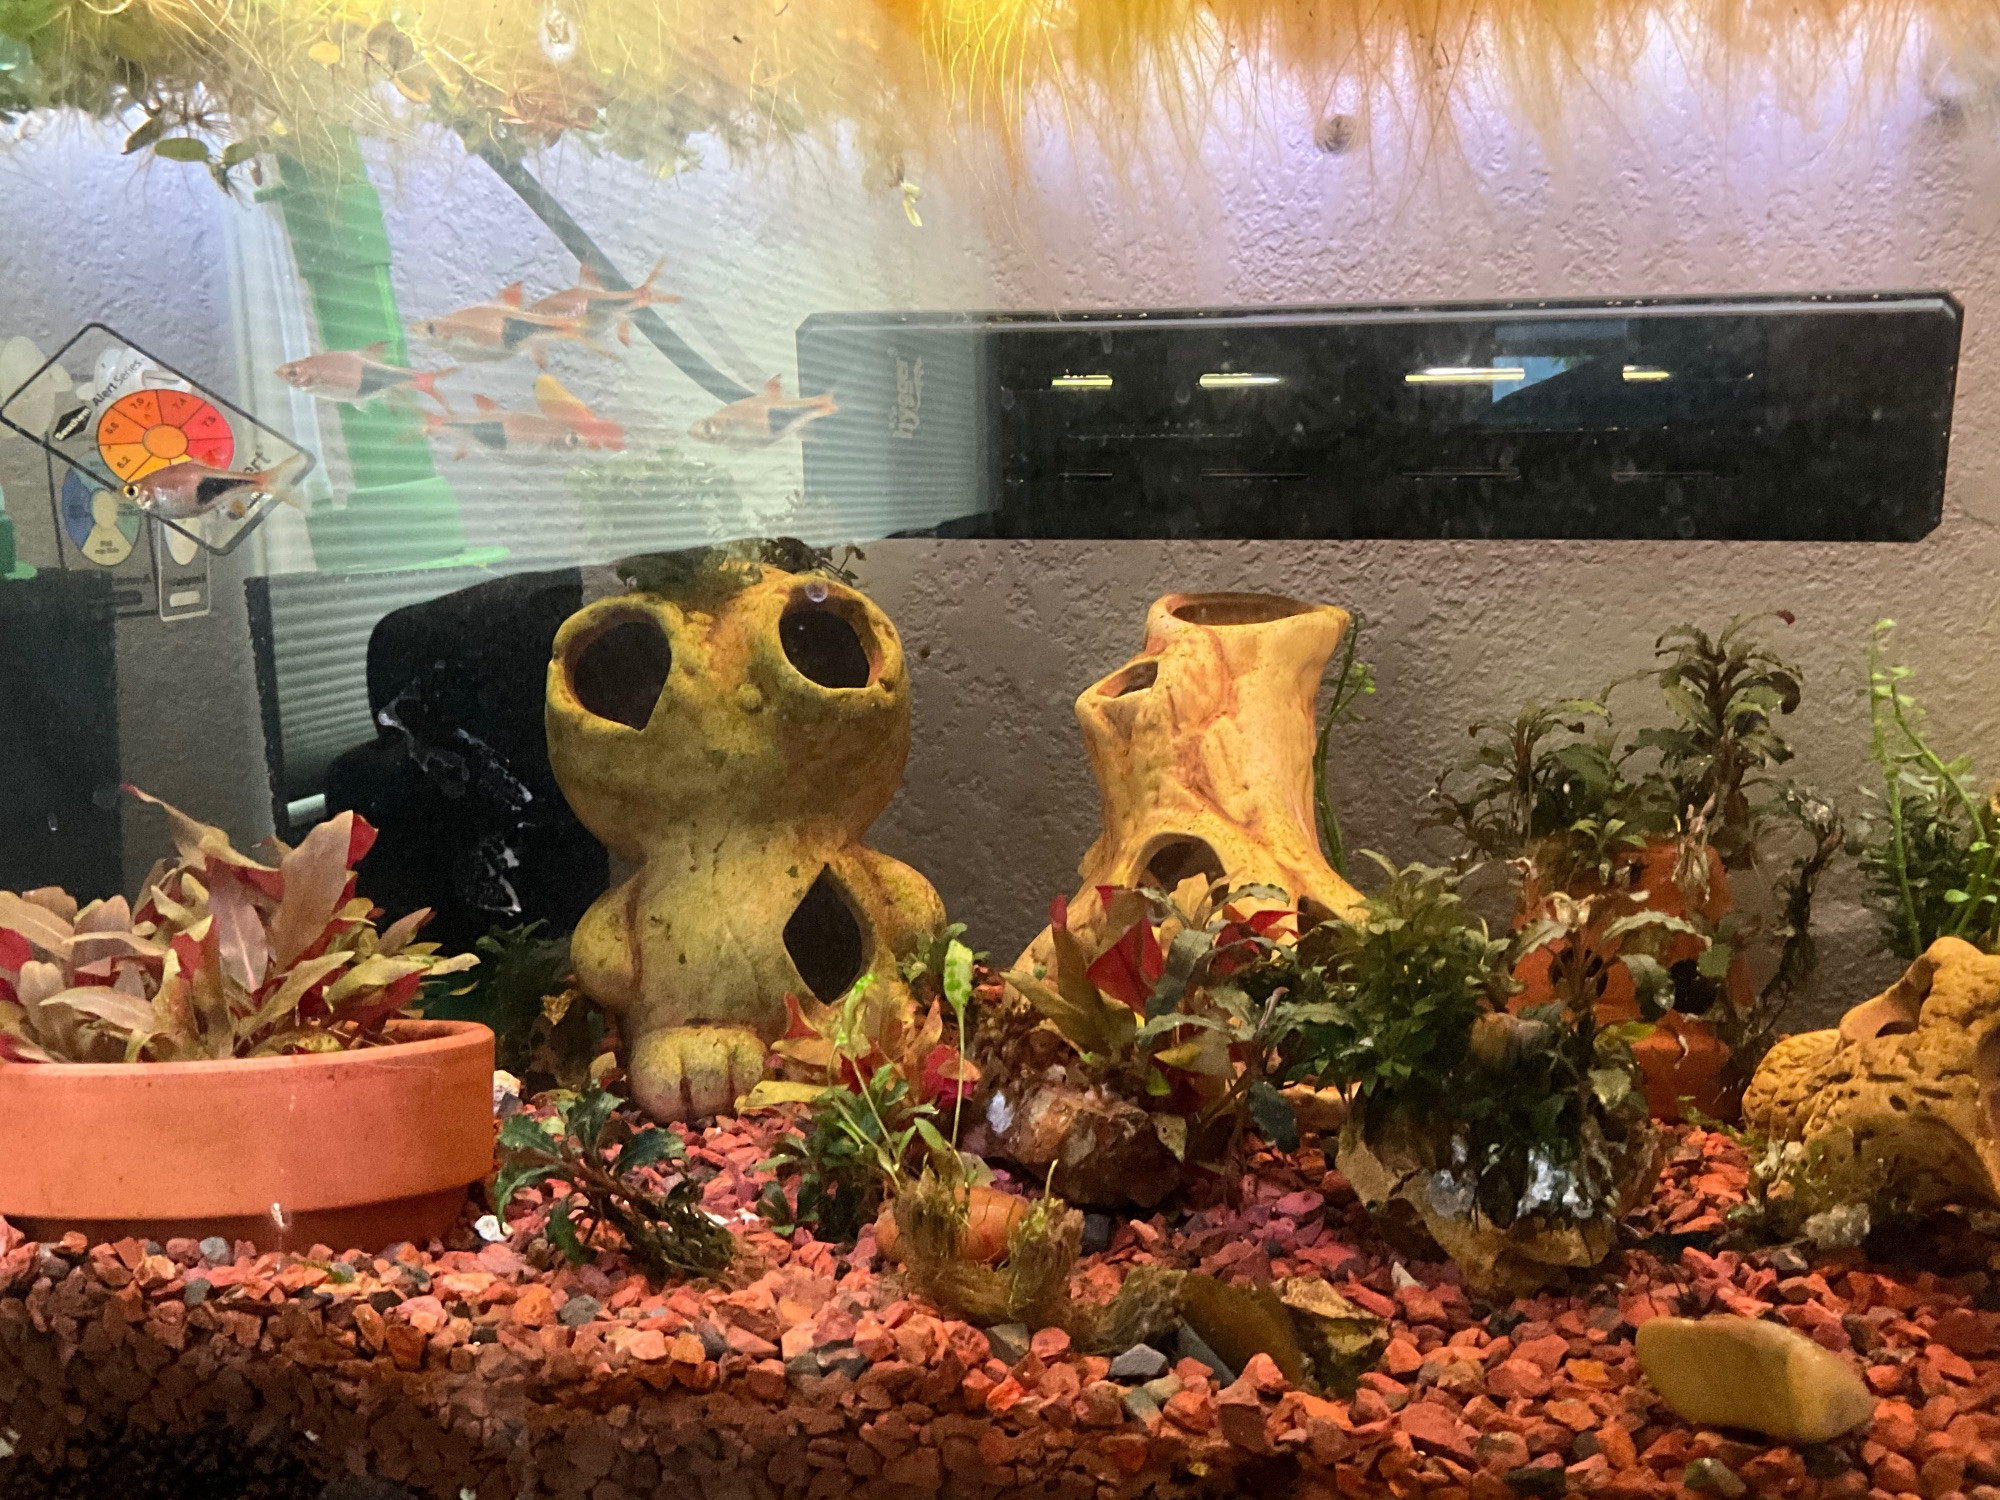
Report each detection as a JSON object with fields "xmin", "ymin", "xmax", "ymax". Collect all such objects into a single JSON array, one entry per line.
[{"xmin": 1635, "ymin": 1315, "xmax": 1875, "ymax": 1444}]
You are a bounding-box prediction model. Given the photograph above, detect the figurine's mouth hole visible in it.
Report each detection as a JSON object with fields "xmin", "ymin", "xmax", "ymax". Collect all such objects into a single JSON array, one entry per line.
[
  {"xmin": 781, "ymin": 600, "xmax": 875, "ymax": 689},
  {"xmin": 785, "ymin": 868, "xmax": 867, "ymax": 1004},
  {"xmin": 569, "ymin": 616, "xmax": 671, "ymax": 730},
  {"xmin": 1168, "ymin": 594, "xmax": 1312, "ymax": 627},
  {"xmin": 1142, "ymin": 835, "xmax": 1226, "ymax": 893},
  {"xmin": 1099, "ymin": 660, "xmax": 1158, "ymax": 698}
]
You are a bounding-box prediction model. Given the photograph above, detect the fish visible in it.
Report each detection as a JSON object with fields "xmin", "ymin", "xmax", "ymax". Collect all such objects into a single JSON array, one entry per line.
[
  {"xmin": 533, "ymin": 374, "xmax": 623, "ymax": 450},
  {"xmin": 422, "ymin": 395, "xmax": 582, "ymax": 458},
  {"xmin": 409, "ymin": 283, "xmax": 594, "ymax": 366},
  {"xmin": 688, "ymin": 378, "xmax": 839, "ymax": 449},
  {"xmin": 527, "ymin": 257, "xmax": 677, "ymax": 346},
  {"xmin": 274, "ymin": 343, "xmax": 455, "ymax": 406},
  {"xmin": 121, "ymin": 454, "xmax": 306, "ymax": 522}
]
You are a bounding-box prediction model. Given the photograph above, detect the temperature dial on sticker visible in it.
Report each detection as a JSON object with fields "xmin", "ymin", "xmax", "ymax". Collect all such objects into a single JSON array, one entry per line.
[{"xmin": 95, "ymin": 389, "xmax": 234, "ymax": 482}]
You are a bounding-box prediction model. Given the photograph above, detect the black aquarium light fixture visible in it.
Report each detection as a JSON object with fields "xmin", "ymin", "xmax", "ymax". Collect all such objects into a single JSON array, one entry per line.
[{"xmin": 795, "ymin": 292, "xmax": 1962, "ymax": 542}]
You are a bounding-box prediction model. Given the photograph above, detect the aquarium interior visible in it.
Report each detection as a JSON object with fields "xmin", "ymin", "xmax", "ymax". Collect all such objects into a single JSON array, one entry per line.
[{"xmin": 4, "ymin": 3, "xmax": 2000, "ymax": 1498}]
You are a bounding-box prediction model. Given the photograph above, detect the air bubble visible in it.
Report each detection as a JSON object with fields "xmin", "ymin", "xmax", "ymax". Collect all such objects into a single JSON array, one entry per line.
[{"xmin": 804, "ymin": 581, "xmax": 829, "ymax": 603}]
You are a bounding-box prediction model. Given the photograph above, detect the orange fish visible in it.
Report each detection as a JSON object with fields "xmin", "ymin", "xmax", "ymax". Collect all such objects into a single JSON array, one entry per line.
[
  {"xmin": 528, "ymin": 257, "xmax": 677, "ymax": 347},
  {"xmin": 410, "ymin": 284, "xmax": 593, "ymax": 366},
  {"xmin": 275, "ymin": 343, "xmax": 454, "ymax": 406},
  {"xmin": 689, "ymin": 378, "xmax": 838, "ymax": 449},
  {"xmin": 422, "ymin": 395, "xmax": 582, "ymax": 458},
  {"xmin": 533, "ymin": 375, "xmax": 623, "ymax": 450}
]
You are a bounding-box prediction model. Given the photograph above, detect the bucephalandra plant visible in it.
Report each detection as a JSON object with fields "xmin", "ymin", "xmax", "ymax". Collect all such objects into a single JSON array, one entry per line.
[
  {"xmin": 0, "ymin": 788, "xmax": 476, "ymax": 1063},
  {"xmin": 494, "ymin": 1083, "xmax": 733, "ymax": 1282}
]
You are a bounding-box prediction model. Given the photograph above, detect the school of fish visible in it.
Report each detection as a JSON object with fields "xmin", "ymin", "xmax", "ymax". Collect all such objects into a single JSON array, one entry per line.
[{"xmin": 270, "ymin": 258, "xmax": 835, "ymax": 472}]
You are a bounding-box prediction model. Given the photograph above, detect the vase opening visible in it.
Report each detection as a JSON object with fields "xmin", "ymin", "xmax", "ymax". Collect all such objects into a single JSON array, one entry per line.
[
  {"xmin": 1098, "ymin": 660, "xmax": 1158, "ymax": 698},
  {"xmin": 781, "ymin": 601, "xmax": 874, "ymax": 689},
  {"xmin": 784, "ymin": 866, "xmax": 868, "ymax": 1003},
  {"xmin": 1167, "ymin": 594, "xmax": 1313, "ymax": 628},
  {"xmin": 1141, "ymin": 835, "xmax": 1226, "ymax": 892},
  {"xmin": 569, "ymin": 615, "xmax": 672, "ymax": 730}
]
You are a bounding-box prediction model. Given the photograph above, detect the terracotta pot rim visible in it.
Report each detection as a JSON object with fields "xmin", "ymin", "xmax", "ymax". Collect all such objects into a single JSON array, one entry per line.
[{"xmin": 0, "ymin": 1017, "xmax": 489, "ymax": 1080}]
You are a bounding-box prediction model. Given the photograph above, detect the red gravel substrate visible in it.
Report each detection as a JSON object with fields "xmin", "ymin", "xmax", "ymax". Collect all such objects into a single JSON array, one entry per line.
[{"xmin": 2, "ymin": 1117, "xmax": 1997, "ymax": 1499}]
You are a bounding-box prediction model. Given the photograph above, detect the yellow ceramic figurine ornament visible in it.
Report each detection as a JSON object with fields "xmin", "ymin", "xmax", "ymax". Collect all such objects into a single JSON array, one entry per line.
[{"xmin": 546, "ymin": 553, "xmax": 944, "ymax": 1122}]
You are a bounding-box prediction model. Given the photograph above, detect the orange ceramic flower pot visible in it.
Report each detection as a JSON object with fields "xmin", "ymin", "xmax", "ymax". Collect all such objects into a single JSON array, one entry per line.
[{"xmin": 0, "ymin": 1019, "xmax": 494, "ymax": 1252}]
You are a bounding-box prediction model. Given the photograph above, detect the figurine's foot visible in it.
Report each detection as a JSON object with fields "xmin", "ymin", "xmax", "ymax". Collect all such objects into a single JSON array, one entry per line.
[{"xmin": 628, "ymin": 1025, "xmax": 768, "ymax": 1123}]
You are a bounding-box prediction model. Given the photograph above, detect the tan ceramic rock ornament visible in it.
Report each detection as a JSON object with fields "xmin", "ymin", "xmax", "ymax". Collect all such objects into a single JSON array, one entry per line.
[
  {"xmin": 1742, "ymin": 935, "xmax": 2000, "ymax": 1212},
  {"xmin": 1019, "ymin": 592, "xmax": 1365, "ymax": 967},
  {"xmin": 547, "ymin": 559, "xmax": 943, "ymax": 1122}
]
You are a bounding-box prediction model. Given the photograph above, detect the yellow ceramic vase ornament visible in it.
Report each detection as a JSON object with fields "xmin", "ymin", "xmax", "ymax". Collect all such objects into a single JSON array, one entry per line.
[
  {"xmin": 547, "ymin": 554, "xmax": 944, "ymax": 1122},
  {"xmin": 1019, "ymin": 591, "xmax": 1366, "ymax": 967}
]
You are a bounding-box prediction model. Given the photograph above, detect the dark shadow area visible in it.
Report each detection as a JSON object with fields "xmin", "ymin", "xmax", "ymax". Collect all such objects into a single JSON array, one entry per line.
[
  {"xmin": 781, "ymin": 606, "xmax": 872, "ymax": 689},
  {"xmin": 784, "ymin": 867, "xmax": 867, "ymax": 1003},
  {"xmin": 571, "ymin": 617, "xmax": 672, "ymax": 730}
]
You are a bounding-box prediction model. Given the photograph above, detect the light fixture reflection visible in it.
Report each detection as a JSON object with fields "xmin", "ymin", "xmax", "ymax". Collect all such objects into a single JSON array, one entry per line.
[
  {"xmin": 1199, "ymin": 372, "xmax": 1283, "ymax": 389},
  {"xmin": 1622, "ymin": 365, "xmax": 1672, "ymax": 382},
  {"xmin": 1050, "ymin": 374, "xmax": 1114, "ymax": 390},
  {"xmin": 1405, "ymin": 366, "xmax": 1528, "ymax": 385}
]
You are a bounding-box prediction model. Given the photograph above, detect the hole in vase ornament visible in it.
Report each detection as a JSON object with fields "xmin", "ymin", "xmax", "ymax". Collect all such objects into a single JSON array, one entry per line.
[
  {"xmin": 1168, "ymin": 594, "xmax": 1312, "ymax": 627},
  {"xmin": 1142, "ymin": 836, "xmax": 1227, "ymax": 892},
  {"xmin": 570, "ymin": 618, "xmax": 672, "ymax": 730},
  {"xmin": 1099, "ymin": 660, "xmax": 1158, "ymax": 697},
  {"xmin": 784, "ymin": 868, "xmax": 867, "ymax": 1003},
  {"xmin": 781, "ymin": 606, "xmax": 873, "ymax": 689}
]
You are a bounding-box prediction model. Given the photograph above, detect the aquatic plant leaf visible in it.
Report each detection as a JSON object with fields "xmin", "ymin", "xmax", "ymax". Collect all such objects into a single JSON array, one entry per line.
[
  {"xmin": 270, "ymin": 814, "xmax": 357, "ymax": 969},
  {"xmin": 207, "ymin": 870, "xmax": 269, "ymax": 991},
  {"xmin": 0, "ymin": 891, "xmax": 72, "ymax": 956},
  {"xmin": 616, "ymin": 1127, "xmax": 683, "ymax": 1174},
  {"xmin": 240, "ymin": 952, "xmax": 350, "ymax": 1036},
  {"xmin": 40, "ymin": 985, "xmax": 156, "ymax": 1034},
  {"xmin": 492, "ymin": 1159, "xmax": 559, "ymax": 1215},
  {"xmin": 124, "ymin": 787, "xmax": 273, "ymax": 873},
  {"xmin": 375, "ymin": 906, "xmax": 431, "ymax": 956},
  {"xmin": 1248, "ymin": 1079, "xmax": 1301, "ymax": 1151},
  {"xmin": 737, "ymin": 1079, "xmax": 825, "ymax": 1111},
  {"xmin": 152, "ymin": 137, "xmax": 212, "ymax": 163},
  {"xmin": 545, "ymin": 1201, "xmax": 588, "ymax": 1262}
]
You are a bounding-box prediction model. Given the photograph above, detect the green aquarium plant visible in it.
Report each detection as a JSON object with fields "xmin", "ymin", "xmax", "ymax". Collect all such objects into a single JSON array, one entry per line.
[
  {"xmin": 1312, "ymin": 612, "xmax": 1377, "ymax": 878},
  {"xmin": 1426, "ymin": 615, "xmax": 1840, "ymax": 1107},
  {"xmin": 1855, "ymin": 618, "xmax": 2000, "ymax": 959},
  {"xmin": 494, "ymin": 1083, "xmax": 733, "ymax": 1282},
  {"xmin": 419, "ymin": 920, "xmax": 603, "ymax": 1092},
  {"xmin": 748, "ymin": 935, "xmax": 982, "ymax": 1243},
  {"xmin": 1276, "ymin": 859, "xmax": 1659, "ymax": 1293}
]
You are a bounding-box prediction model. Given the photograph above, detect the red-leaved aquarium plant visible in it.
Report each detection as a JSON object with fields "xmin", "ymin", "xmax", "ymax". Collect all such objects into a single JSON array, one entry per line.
[{"xmin": 0, "ymin": 787, "xmax": 477, "ymax": 1063}]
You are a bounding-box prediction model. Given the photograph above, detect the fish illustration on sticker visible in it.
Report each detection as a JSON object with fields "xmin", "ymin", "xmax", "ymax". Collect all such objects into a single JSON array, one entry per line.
[{"xmin": 120, "ymin": 453, "xmax": 308, "ymax": 522}]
